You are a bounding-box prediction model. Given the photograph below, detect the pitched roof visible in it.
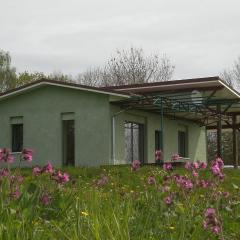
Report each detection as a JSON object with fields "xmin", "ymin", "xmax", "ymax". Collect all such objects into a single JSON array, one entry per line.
[{"xmin": 0, "ymin": 79, "xmax": 130, "ymax": 101}]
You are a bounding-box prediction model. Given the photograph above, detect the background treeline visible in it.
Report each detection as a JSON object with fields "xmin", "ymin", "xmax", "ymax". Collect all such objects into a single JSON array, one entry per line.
[{"xmin": 1, "ymin": 47, "xmax": 240, "ymax": 164}]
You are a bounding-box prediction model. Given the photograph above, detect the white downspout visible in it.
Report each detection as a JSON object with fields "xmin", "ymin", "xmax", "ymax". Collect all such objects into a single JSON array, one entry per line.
[
  {"xmin": 112, "ymin": 116, "xmax": 116, "ymax": 165},
  {"xmin": 112, "ymin": 108, "xmax": 129, "ymax": 165}
]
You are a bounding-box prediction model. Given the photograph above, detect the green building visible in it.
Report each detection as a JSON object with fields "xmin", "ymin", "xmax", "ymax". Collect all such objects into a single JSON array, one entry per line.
[{"xmin": 0, "ymin": 76, "xmax": 239, "ymax": 167}]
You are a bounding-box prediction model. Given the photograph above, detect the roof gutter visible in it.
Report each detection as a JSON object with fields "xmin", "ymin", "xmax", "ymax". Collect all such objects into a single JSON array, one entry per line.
[{"xmin": 115, "ymin": 80, "xmax": 220, "ymax": 92}]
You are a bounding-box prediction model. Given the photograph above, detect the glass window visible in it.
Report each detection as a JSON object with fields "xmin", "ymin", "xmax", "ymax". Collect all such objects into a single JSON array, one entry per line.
[
  {"xmin": 178, "ymin": 130, "xmax": 188, "ymax": 157},
  {"xmin": 155, "ymin": 130, "xmax": 163, "ymax": 150},
  {"xmin": 124, "ymin": 122, "xmax": 144, "ymax": 163},
  {"xmin": 12, "ymin": 124, "xmax": 23, "ymax": 152}
]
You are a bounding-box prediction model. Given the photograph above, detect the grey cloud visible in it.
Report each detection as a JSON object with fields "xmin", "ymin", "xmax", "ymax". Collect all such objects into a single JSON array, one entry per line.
[{"xmin": 0, "ymin": 0, "xmax": 239, "ymax": 79}]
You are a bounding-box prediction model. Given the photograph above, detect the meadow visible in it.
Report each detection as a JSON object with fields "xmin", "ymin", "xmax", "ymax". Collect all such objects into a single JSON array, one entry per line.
[{"xmin": 0, "ymin": 148, "xmax": 240, "ymax": 240}]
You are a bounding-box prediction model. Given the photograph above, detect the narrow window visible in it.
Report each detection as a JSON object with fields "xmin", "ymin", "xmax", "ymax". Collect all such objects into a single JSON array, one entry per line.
[
  {"xmin": 62, "ymin": 120, "xmax": 75, "ymax": 166},
  {"xmin": 155, "ymin": 130, "xmax": 163, "ymax": 150},
  {"xmin": 12, "ymin": 124, "xmax": 23, "ymax": 152},
  {"xmin": 124, "ymin": 122, "xmax": 144, "ymax": 163},
  {"xmin": 178, "ymin": 131, "xmax": 188, "ymax": 157}
]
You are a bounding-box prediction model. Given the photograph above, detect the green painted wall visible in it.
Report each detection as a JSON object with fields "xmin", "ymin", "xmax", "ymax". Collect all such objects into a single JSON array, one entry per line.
[
  {"xmin": 111, "ymin": 105, "xmax": 207, "ymax": 164},
  {"xmin": 0, "ymin": 86, "xmax": 111, "ymax": 167},
  {"xmin": 0, "ymin": 85, "xmax": 207, "ymax": 167}
]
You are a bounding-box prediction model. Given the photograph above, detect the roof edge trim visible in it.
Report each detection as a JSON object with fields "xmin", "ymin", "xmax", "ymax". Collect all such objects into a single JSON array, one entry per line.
[
  {"xmin": 218, "ymin": 80, "xmax": 240, "ymax": 98},
  {"xmin": 113, "ymin": 80, "xmax": 220, "ymax": 92},
  {"xmin": 0, "ymin": 80, "xmax": 130, "ymax": 100}
]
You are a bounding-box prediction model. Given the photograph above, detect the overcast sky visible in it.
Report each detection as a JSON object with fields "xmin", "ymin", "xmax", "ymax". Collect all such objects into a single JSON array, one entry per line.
[{"xmin": 0, "ymin": 0, "xmax": 239, "ymax": 79}]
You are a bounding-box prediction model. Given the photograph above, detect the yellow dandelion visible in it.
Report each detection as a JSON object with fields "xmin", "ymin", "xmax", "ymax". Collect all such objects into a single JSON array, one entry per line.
[{"xmin": 81, "ymin": 211, "xmax": 89, "ymax": 217}]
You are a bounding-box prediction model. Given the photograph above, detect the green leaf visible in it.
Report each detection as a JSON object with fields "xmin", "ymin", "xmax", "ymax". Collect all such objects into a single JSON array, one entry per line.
[
  {"xmin": 27, "ymin": 182, "xmax": 38, "ymax": 194},
  {"xmin": 232, "ymin": 183, "xmax": 239, "ymax": 190},
  {"xmin": 225, "ymin": 206, "xmax": 232, "ymax": 212},
  {"xmin": 10, "ymin": 208, "xmax": 16, "ymax": 215}
]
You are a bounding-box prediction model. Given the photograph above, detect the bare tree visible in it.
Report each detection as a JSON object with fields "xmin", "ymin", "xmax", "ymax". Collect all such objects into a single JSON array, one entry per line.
[
  {"xmin": 49, "ymin": 71, "xmax": 73, "ymax": 82},
  {"xmin": 77, "ymin": 67, "xmax": 106, "ymax": 87},
  {"xmin": 221, "ymin": 57, "xmax": 240, "ymax": 89},
  {"xmin": 77, "ymin": 47, "xmax": 175, "ymax": 86}
]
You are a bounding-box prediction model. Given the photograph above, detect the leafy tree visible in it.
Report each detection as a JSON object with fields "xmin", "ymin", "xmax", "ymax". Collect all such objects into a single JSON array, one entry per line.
[
  {"xmin": 17, "ymin": 71, "xmax": 47, "ymax": 87},
  {"xmin": 0, "ymin": 50, "xmax": 74, "ymax": 92},
  {"xmin": 0, "ymin": 50, "xmax": 17, "ymax": 92}
]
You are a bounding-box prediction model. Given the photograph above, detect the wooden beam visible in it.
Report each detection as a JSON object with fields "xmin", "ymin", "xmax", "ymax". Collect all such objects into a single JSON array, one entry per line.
[{"xmin": 232, "ymin": 114, "xmax": 238, "ymax": 168}]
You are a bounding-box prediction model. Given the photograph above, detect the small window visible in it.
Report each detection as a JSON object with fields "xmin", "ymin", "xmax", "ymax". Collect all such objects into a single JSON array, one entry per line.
[
  {"xmin": 12, "ymin": 124, "xmax": 23, "ymax": 152},
  {"xmin": 155, "ymin": 130, "xmax": 163, "ymax": 150},
  {"xmin": 178, "ymin": 131, "xmax": 187, "ymax": 157}
]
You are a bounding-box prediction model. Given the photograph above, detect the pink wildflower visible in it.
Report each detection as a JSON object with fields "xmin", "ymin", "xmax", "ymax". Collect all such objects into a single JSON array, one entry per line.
[
  {"xmin": 164, "ymin": 195, "xmax": 172, "ymax": 205},
  {"xmin": 42, "ymin": 161, "xmax": 54, "ymax": 174},
  {"xmin": 211, "ymin": 164, "xmax": 221, "ymax": 176},
  {"xmin": 147, "ymin": 176, "xmax": 156, "ymax": 185},
  {"xmin": 200, "ymin": 162, "xmax": 207, "ymax": 169},
  {"xmin": 192, "ymin": 170, "xmax": 199, "ymax": 178},
  {"xmin": 171, "ymin": 153, "xmax": 180, "ymax": 161},
  {"xmin": 163, "ymin": 175, "xmax": 171, "ymax": 182},
  {"xmin": 60, "ymin": 173, "xmax": 69, "ymax": 183},
  {"xmin": 185, "ymin": 161, "xmax": 192, "ymax": 170},
  {"xmin": 197, "ymin": 180, "xmax": 210, "ymax": 188},
  {"xmin": 52, "ymin": 170, "xmax": 70, "ymax": 184},
  {"xmin": 155, "ymin": 150, "xmax": 162, "ymax": 161},
  {"xmin": 203, "ymin": 208, "xmax": 221, "ymax": 235},
  {"xmin": 17, "ymin": 175, "xmax": 24, "ymax": 183},
  {"xmin": 223, "ymin": 191, "xmax": 230, "ymax": 198},
  {"xmin": 211, "ymin": 226, "xmax": 221, "ymax": 235},
  {"xmin": 205, "ymin": 208, "xmax": 215, "ymax": 218},
  {"xmin": 32, "ymin": 166, "xmax": 41, "ymax": 175},
  {"xmin": 0, "ymin": 168, "xmax": 9, "ymax": 177},
  {"xmin": 192, "ymin": 162, "xmax": 199, "ymax": 169},
  {"xmin": 131, "ymin": 160, "xmax": 141, "ymax": 171},
  {"xmin": 40, "ymin": 193, "xmax": 51, "ymax": 206},
  {"xmin": 10, "ymin": 175, "xmax": 24, "ymax": 185},
  {"xmin": 163, "ymin": 162, "xmax": 173, "ymax": 171},
  {"xmin": 9, "ymin": 188, "xmax": 21, "ymax": 200},
  {"xmin": 182, "ymin": 179, "xmax": 193, "ymax": 190},
  {"xmin": 175, "ymin": 175, "xmax": 193, "ymax": 190},
  {"xmin": 210, "ymin": 157, "xmax": 225, "ymax": 181},
  {"xmin": 218, "ymin": 172, "xmax": 225, "ymax": 181},
  {"xmin": 215, "ymin": 157, "xmax": 224, "ymax": 169},
  {"xmin": 96, "ymin": 175, "xmax": 109, "ymax": 186},
  {"xmin": 0, "ymin": 148, "xmax": 14, "ymax": 163},
  {"xmin": 21, "ymin": 148, "xmax": 33, "ymax": 162}
]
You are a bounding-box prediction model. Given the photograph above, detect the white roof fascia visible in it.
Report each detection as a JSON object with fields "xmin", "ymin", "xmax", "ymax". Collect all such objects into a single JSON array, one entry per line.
[
  {"xmin": 218, "ymin": 80, "xmax": 240, "ymax": 98},
  {"xmin": 0, "ymin": 81, "xmax": 129, "ymax": 101},
  {"xmin": 116, "ymin": 80, "xmax": 220, "ymax": 91}
]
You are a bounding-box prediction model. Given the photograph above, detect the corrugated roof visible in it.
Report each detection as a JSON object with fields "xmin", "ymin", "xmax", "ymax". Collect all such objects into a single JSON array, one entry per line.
[{"xmin": 102, "ymin": 76, "xmax": 221, "ymax": 90}]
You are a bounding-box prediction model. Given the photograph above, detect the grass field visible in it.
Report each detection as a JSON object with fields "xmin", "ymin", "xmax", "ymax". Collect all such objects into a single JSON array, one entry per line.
[{"xmin": 0, "ymin": 161, "xmax": 240, "ymax": 240}]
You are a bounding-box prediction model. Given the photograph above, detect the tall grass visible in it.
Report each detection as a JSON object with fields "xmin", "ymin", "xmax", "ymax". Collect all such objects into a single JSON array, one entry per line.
[{"xmin": 0, "ymin": 164, "xmax": 240, "ymax": 239}]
